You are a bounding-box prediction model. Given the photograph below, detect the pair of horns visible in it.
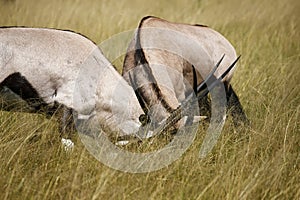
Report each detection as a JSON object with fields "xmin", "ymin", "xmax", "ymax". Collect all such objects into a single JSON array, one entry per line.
[
  {"xmin": 122, "ymin": 55, "xmax": 240, "ymax": 142},
  {"xmin": 147, "ymin": 54, "xmax": 241, "ymax": 137}
]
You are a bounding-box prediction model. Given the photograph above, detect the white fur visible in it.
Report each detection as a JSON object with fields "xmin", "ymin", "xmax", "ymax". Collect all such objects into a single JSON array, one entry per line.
[{"xmin": 0, "ymin": 28, "xmax": 143, "ymax": 137}]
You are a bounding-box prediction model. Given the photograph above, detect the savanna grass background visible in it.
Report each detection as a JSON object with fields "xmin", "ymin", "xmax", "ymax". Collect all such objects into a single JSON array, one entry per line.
[{"xmin": 0, "ymin": 0, "xmax": 299, "ymax": 199}]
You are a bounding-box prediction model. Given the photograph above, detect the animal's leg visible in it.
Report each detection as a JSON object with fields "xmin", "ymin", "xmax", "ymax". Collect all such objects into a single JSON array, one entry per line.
[
  {"xmin": 59, "ymin": 106, "xmax": 76, "ymax": 138},
  {"xmin": 226, "ymin": 85, "xmax": 250, "ymax": 127},
  {"xmin": 58, "ymin": 106, "xmax": 75, "ymax": 151}
]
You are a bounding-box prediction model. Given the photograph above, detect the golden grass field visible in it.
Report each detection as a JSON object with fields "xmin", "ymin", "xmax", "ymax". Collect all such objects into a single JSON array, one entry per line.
[{"xmin": 0, "ymin": 0, "xmax": 299, "ymax": 199}]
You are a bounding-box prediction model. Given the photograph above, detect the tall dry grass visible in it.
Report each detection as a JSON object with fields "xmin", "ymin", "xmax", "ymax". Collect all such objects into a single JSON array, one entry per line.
[{"xmin": 0, "ymin": 0, "xmax": 299, "ymax": 199}]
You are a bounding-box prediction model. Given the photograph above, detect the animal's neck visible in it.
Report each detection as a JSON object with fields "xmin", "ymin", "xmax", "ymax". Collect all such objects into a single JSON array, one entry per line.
[{"xmin": 90, "ymin": 52, "xmax": 144, "ymax": 135}]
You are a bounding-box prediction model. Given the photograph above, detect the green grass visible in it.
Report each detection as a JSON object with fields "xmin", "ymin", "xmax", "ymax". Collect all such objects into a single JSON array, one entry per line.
[{"xmin": 0, "ymin": 0, "xmax": 299, "ymax": 199}]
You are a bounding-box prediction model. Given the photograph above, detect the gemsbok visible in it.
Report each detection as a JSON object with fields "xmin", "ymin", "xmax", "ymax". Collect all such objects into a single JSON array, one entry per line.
[
  {"xmin": 122, "ymin": 16, "xmax": 249, "ymax": 127},
  {"xmin": 0, "ymin": 27, "xmax": 146, "ymax": 147}
]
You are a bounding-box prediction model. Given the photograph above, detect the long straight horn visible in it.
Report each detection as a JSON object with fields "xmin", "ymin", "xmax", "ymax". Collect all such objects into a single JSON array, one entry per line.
[
  {"xmin": 219, "ymin": 55, "xmax": 240, "ymax": 80},
  {"xmin": 197, "ymin": 55, "xmax": 241, "ymax": 100},
  {"xmin": 196, "ymin": 54, "xmax": 225, "ymax": 93}
]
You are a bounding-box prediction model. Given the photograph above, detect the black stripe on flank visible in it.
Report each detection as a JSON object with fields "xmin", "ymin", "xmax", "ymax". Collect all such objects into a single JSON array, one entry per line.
[
  {"xmin": 134, "ymin": 19, "xmax": 175, "ymax": 113},
  {"xmin": 134, "ymin": 19, "xmax": 148, "ymax": 66},
  {"xmin": 0, "ymin": 72, "xmax": 76, "ymax": 132},
  {"xmin": 0, "ymin": 72, "xmax": 48, "ymax": 112}
]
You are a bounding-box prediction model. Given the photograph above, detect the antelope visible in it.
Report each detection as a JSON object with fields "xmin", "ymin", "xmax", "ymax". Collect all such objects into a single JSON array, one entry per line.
[
  {"xmin": 0, "ymin": 27, "xmax": 147, "ymax": 148},
  {"xmin": 122, "ymin": 16, "xmax": 249, "ymax": 128}
]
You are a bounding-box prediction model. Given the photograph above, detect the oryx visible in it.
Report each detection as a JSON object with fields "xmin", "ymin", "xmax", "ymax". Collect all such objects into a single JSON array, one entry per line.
[
  {"xmin": 122, "ymin": 16, "xmax": 249, "ymax": 128},
  {"xmin": 0, "ymin": 27, "xmax": 147, "ymax": 148}
]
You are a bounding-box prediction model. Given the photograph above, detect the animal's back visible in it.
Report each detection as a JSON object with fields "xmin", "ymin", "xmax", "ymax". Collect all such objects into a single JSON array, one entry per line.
[
  {"xmin": 0, "ymin": 27, "xmax": 96, "ymax": 77},
  {"xmin": 0, "ymin": 28, "xmax": 98, "ymax": 108},
  {"xmin": 138, "ymin": 16, "xmax": 237, "ymax": 82}
]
